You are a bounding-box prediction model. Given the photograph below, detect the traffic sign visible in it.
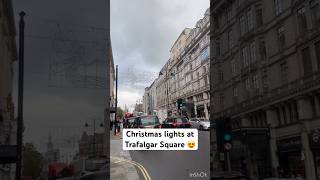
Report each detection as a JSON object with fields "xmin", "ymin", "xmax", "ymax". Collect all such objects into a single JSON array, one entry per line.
[{"xmin": 224, "ymin": 143, "xmax": 232, "ymax": 151}]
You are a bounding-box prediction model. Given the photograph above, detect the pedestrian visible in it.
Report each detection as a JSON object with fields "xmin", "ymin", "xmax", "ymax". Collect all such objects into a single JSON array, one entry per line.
[
  {"xmin": 117, "ymin": 118, "xmax": 121, "ymax": 133},
  {"xmin": 110, "ymin": 120, "xmax": 114, "ymax": 130}
]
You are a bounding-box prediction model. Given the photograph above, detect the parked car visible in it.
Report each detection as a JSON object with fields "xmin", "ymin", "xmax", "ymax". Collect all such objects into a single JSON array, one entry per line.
[
  {"xmin": 131, "ymin": 115, "xmax": 161, "ymax": 128},
  {"xmin": 123, "ymin": 117, "xmax": 136, "ymax": 128},
  {"xmin": 189, "ymin": 118, "xmax": 210, "ymax": 130},
  {"xmin": 162, "ymin": 116, "xmax": 191, "ymax": 128},
  {"xmin": 263, "ymin": 178, "xmax": 303, "ymax": 180}
]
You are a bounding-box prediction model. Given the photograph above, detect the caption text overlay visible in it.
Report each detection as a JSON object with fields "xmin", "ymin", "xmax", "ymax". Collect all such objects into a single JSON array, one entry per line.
[{"xmin": 122, "ymin": 129, "xmax": 198, "ymax": 151}]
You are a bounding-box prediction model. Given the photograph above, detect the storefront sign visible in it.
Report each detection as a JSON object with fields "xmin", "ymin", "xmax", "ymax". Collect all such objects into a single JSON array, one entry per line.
[{"xmin": 277, "ymin": 136, "xmax": 302, "ymax": 152}]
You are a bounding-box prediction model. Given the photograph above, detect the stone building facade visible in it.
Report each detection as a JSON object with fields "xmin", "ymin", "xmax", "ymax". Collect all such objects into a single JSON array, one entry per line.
[
  {"xmin": 156, "ymin": 61, "xmax": 170, "ymax": 121},
  {"xmin": 0, "ymin": 0, "xmax": 17, "ymax": 179},
  {"xmin": 145, "ymin": 8, "xmax": 210, "ymax": 120},
  {"xmin": 143, "ymin": 80, "xmax": 158, "ymax": 116},
  {"xmin": 211, "ymin": 0, "xmax": 320, "ymax": 179}
]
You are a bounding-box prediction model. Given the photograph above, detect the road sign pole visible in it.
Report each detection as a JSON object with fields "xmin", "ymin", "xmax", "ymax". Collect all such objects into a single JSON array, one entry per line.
[{"xmin": 226, "ymin": 151, "xmax": 231, "ymax": 174}]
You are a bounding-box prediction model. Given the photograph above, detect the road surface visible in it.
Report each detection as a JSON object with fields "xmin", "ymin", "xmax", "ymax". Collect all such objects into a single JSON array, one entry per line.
[{"xmin": 130, "ymin": 131, "xmax": 210, "ymax": 180}]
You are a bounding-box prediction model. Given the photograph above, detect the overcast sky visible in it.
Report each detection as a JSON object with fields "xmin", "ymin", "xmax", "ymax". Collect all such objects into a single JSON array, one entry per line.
[
  {"xmin": 111, "ymin": 0, "xmax": 209, "ymax": 111},
  {"xmin": 12, "ymin": 0, "xmax": 109, "ymax": 152},
  {"xmin": 10, "ymin": 0, "xmax": 209, "ymax": 152}
]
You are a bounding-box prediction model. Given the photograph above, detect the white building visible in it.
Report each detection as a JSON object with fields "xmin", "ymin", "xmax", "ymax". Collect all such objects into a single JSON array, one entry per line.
[{"xmin": 146, "ymin": 8, "xmax": 210, "ymax": 120}]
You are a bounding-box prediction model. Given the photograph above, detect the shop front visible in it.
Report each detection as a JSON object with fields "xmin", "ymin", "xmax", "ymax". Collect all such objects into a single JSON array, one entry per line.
[
  {"xmin": 309, "ymin": 129, "xmax": 320, "ymax": 180},
  {"xmin": 277, "ymin": 136, "xmax": 305, "ymax": 178},
  {"xmin": 230, "ymin": 128, "xmax": 272, "ymax": 179}
]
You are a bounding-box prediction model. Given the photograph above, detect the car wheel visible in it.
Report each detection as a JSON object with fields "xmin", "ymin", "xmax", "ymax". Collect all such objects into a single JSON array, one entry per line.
[{"xmin": 199, "ymin": 125, "xmax": 203, "ymax": 131}]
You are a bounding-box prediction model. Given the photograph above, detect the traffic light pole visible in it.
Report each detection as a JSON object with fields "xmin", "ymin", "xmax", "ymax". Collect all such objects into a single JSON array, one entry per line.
[{"xmin": 226, "ymin": 151, "xmax": 231, "ymax": 174}]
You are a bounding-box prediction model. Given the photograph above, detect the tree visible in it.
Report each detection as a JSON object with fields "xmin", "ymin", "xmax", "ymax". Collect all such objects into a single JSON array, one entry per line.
[
  {"xmin": 22, "ymin": 143, "xmax": 45, "ymax": 178},
  {"xmin": 117, "ymin": 107, "xmax": 124, "ymax": 119}
]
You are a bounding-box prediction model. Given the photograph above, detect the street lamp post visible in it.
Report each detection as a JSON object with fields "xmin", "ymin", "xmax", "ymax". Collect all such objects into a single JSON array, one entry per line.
[
  {"xmin": 16, "ymin": 11, "xmax": 25, "ymax": 180},
  {"xmin": 114, "ymin": 65, "xmax": 118, "ymax": 135}
]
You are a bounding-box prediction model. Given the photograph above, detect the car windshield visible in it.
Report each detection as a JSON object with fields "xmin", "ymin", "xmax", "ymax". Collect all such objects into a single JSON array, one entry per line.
[
  {"xmin": 128, "ymin": 118, "xmax": 135, "ymax": 123},
  {"xmin": 140, "ymin": 116, "xmax": 160, "ymax": 126},
  {"xmin": 176, "ymin": 117, "xmax": 189, "ymax": 123}
]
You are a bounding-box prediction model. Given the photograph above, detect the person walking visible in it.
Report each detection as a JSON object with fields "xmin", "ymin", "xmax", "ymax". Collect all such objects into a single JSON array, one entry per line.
[
  {"xmin": 110, "ymin": 119, "xmax": 114, "ymax": 130},
  {"xmin": 116, "ymin": 118, "xmax": 121, "ymax": 134}
]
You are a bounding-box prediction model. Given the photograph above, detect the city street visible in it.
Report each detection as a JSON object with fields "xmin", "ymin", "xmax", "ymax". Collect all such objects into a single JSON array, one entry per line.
[{"xmin": 129, "ymin": 131, "xmax": 210, "ymax": 180}]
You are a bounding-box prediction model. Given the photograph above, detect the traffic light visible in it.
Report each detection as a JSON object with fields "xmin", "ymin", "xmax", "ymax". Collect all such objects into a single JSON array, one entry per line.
[
  {"xmin": 177, "ymin": 99, "xmax": 183, "ymax": 110},
  {"xmin": 216, "ymin": 117, "xmax": 232, "ymax": 152},
  {"xmin": 223, "ymin": 118, "xmax": 232, "ymax": 152}
]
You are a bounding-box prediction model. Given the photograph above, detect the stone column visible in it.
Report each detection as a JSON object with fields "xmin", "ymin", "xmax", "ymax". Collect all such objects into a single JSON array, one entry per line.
[
  {"xmin": 266, "ymin": 108, "xmax": 279, "ymax": 177},
  {"xmin": 290, "ymin": 101, "xmax": 297, "ymax": 122},
  {"xmin": 301, "ymin": 132, "xmax": 316, "ymax": 180},
  {"xmin": 297, "ymin": 97, "xmax": 316, "ymax": 180},
  {"xmin": 194, "ymin": 104, "xmax": 197, "ymax": 118}
]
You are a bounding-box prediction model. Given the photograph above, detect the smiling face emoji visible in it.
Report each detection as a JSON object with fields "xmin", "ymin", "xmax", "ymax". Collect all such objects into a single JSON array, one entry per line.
[{"xmin": 187, "ymin": 140, "xmax": 196, "ymax": 149}]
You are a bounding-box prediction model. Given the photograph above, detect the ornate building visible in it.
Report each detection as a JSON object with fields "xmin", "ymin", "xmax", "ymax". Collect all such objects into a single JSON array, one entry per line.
[
  {"xmin": 211, "ymin": 0, "xmax": 320, "ymax": 179},
  {"xmin": 145, "ymin": 8, "xmax": 210, "ymax": 120}
]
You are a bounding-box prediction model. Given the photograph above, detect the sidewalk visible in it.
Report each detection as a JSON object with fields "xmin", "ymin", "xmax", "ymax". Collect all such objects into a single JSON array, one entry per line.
[{"xmin": 110, "ymin": 128, "xmax": 140, "ymax": 180}]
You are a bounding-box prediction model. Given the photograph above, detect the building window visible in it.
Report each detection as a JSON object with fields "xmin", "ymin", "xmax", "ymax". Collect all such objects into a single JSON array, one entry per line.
[
  {"xmin": 256, "ymin": 9, "xmax": 263, "ymax": 26},
  {"xmin": 277, "ymin": 26, "xmax": 285, "ymax": 51},
  {"xmin": 233, "ymin": 87, "xmax": 238, "ymax": 97},
  {"xmin": 201, "ymin": 47, "xmax": 209, "ymax": 61},
  {"xmin": 262, "ymin": 69, "xmax": 268, "ymax": 92},
  {"xmin": 311, "ymin": 3, "xmax": 320, "ymax": 28},
  {"xmin": 297, "ymin": 7, "xmax": 308, "ymax": 34},
  {"xmin": 242, "ymin": 46, "xmax": 249, "ymax": 67},
  {"xmin": 204, "ymin": 76, "xmax": 208, "ymax": 87},
  {"xmin": 250, "ymin": 41, "xmax": 256, "ymax": 63},
  {"xmin": 231, "ymin": 59, "xmax": 237, "ymax": 75},
  {"xmin": 274, "ymin": 0, "xmax": 283, "ymax": 16},
  {"xmin": 227, "ymin": 6, "xmax": 232, "ymax": 22},
  {"xmin": 247, "ymin": 9, "xmax": 254, "ymax": 31},
  {"xmin": 228, "ymin": 30, "xmax": 234, "ymax": 49},
  {"xmin": 259, "ymin": 38, "xmax": 267, "ymax": 60},
  {"xmin": 253, "ymin": 74, "xmax": 259, "ymax": 89},
  {"xmin": 245, "ymin": 78, "xmax": 251, "ymax": 90},
  {"xmin": 240, "ymin": 15, "xmax": 247, "ymax": 35},
  {"xmin": 219, "ymin": 68, "xmax": 224, "ymax": 81},
  {"xmin": 315, "ymin": 41, "xmax": 320, "ymax": 69},
  {"xmin": 302, "ymin": 47, "xmax": 313, "ymax": 75},
  {"xmin": 280, "ymin": 62, "xmax": 288, "ymax": 82},
  {"xmin": 216, "ymin": 39, "xmax": 221, "ymax": 57}
]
